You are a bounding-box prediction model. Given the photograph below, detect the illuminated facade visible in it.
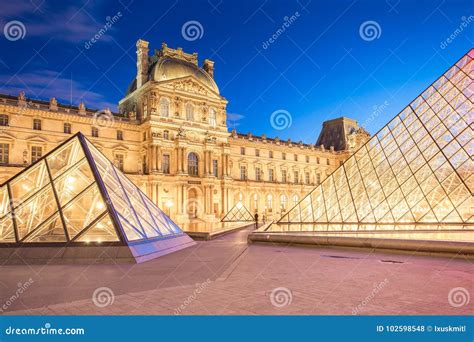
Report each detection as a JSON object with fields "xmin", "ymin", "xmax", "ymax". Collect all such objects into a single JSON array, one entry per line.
[
  {"xmin": 0, "ymin": 133, "xmax": 195, "ymax": 262},
  {"xmin": 0, "ymin": 40, "xmax": 368, "ymax": 226},
  {"xmin": 276, "ymin": 49, "xmax": 473, "ymax": 230}
]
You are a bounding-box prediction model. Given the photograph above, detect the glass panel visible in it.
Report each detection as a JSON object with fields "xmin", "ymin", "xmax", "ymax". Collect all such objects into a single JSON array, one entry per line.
[
  {"xmin": 76, "ymin": 213, "xmax": 119, "ymax": 242},
  {"xmin": 10, "ymin": 160, "xmax": 50, "ymax": 207},
  {"xmin": 47, "ymin": 138, "xmax": 85, "ymax": 179},
  {"xmin": 0, "ymin": 214, "xmax": 16, "ymax": 242},
  {"xmin": 22, "ymin": 213, "xmax": 66, "ymax": 243},
  {"xmin": 62, "ymin": 184, "xmax": 106, "ymax": 239},
  {"xmin": 15, "ymin": 185, "xmax": 59, "ymax": 241},
  {"xmin": 53, "ymin": 159, "xmax": 95, "ymax": 206}
]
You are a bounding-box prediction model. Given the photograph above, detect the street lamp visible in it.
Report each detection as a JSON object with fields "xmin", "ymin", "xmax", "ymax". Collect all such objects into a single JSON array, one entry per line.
[{"xmin": 165, "ymin": 200, "xmax": 173, "ymax": 216}]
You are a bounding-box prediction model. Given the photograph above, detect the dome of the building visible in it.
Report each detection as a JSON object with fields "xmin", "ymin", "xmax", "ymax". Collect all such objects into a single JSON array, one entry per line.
[
  {"xmin": 151, "ymin": 57, "xmax": 218, "ymax": 93},
  {"xmin": 126, "ymin": 55, "xmax": 219, "ymax": 96}
]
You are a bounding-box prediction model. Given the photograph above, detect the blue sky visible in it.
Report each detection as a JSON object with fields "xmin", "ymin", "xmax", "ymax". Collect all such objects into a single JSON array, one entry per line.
[{"xmin": 0, "ymin": 0, "xmax": 472, "ymax": 143}]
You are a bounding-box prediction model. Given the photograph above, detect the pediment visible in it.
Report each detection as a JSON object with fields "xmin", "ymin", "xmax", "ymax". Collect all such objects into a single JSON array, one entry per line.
[
  {"xmin": 25, "ymin": 135, "xmax": 49, "ymax": 144},
  {"xmin": 158, "ymin": 76, "xmax": 221, "ymax": 99}
]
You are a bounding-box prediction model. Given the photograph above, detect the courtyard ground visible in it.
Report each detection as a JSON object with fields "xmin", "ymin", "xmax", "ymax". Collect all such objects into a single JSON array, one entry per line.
[{"xmin": 1, "ymin": 226, "xmax": 472, "ymax": 315}]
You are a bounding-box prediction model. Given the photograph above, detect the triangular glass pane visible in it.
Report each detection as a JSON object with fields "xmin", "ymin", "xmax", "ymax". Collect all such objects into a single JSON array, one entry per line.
[
  {"xmin": 75, "ymin": 213, "xmax": 119, "ymax": 242},
  {"xmin": 222, "ymin": 202, "xmax": 254, "ymax": 222},
  {"xmin": 22, "ymin": 213, "xmax": 66, "ymax": 243}
]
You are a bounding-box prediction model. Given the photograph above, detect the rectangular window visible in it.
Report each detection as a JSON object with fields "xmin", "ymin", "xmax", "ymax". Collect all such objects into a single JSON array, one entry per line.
[
  {"xmin": 117, "ymin": 130, "xmax": 123, "ymax": 140},
  {"xmin": 306, "ymin": 156, "xmax": 310, "ymax": 163},
  {"xmin": 33, "ymin": 119, "xmax": 42, "ymax": 130},
  {"xmin": 0, "ymin": 143, "xmax": 9, "ymax": 164},
  {"xmin": 326, "ymin": 158, "xmax": 330, "ymax": 165},
  {"xmin": 255, "ymin": 149, "xmax": 260, "ymax": 157},
  {"xmin": 143, "ymin": 132, "xmax": 147, "ymax": 141},
  {"xmin": 305, "ymin": 172, "xmax": 310, "ymax": 184},
  {"xmin": 317, "ymin": 157, "xmax": 320, "ymax": 164},
  {"xmin": 240, "ymin": 166, "xmax": 247, "ymax": 180},
  {"xmin": 241, "ymin": 147, "xmax": 245, "ymax": 155},
  {"xmin": 294, "ymin": 154, "xmax": 298, "ymax": 161},
  {"xmin": 281, "ymin": 169, "xmax": 287, "ymax": 183},
  {"xmin": 213, "ymin": 160, "xmax": 218, "ymax": 177},
  {"xmin": 255, "ymin": 167, "xmax": 261, "ymax": 181},
  {"xmin": 92, "ymin": 127, "xmax": 99, "ymax": 137},
  {"xmin": 162, "ymin": 154, "xmax": 170, "ymax": 174},
  {"xmin": 269, "ymin": 151, "xmax": 273, "ymax": 158},
  {"xmin": 115, "ymin": 154, "xmax": 124, "ymax": 171},
  {"xmin": 63, "ymin": 123, "xmax": 71, "ymax": 134},
  {"xmin": 340, "ymin": 160, "xmax": 343, "ymax": 166},
  {"xmin": 316, "ymin": 173, "xmax": 321, "ymax": 184},
  {"xmin": 31, "ymin": 146, "xmax": 42, "ymax": 163},
  {"xmin": 294, "ymin": 171, "xmax": 299, "ymax": 183},
  {"xmin": 268, "ymin": 169, "xmax": 274, "ymax": 182},
  {"xmin": 282, "ymin": 152, "xmax": 286, "ymax": 160},
  {"xmin": 0, "ymin": 115, "xmax": 9, "ymax": 126}
]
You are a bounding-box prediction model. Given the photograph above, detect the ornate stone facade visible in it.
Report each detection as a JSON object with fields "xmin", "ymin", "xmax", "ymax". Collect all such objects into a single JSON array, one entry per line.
[{"xmin": 0, "ymin": 40, "xmax": 369, "ymax": 225}]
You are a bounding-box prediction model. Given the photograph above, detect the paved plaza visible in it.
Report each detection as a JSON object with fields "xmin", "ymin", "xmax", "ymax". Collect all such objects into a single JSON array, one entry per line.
[{"xmin": 1, "ymin": 227, "xmax": 472, "ymax": 315}]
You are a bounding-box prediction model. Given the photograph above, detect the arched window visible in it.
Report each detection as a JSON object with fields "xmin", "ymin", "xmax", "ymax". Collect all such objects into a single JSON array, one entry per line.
[
  {"xmin": 188, "ymin": 152, "xmax": 199, "ymax": 176},
  {"xmin": 266, "ymin": 194, "xmax": 273, "ymax": 212},
  {"xmin": 253, "ymin": 194, "xmax": 259, "ymax": 211},
  {"xmin": 209, "ymin": 108, "xmax": 217, "ymax": 127},
  {"xmin": 160, "ymin": 98, "xmax": 169, "ymax": 117},
  {"xmin": 186, "ymin": 103, "xmax": 194, "ymax": 121},
  {"xmin": 280, "ymin": 195, "xmax": 287, "ymax": 210},
  {"xmin": 293, "ymin": 195, "xmax": 299, "ymax": 206}
]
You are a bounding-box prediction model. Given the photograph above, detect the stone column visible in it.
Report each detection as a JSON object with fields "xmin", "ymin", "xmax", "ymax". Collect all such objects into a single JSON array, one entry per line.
[
  {"xmin": 209, "ymin": 185, "xmax": 214, "ymax": 215},
  {"xmin": 157, "ymin": 146, "xmax": 162, "ymax": 172}
]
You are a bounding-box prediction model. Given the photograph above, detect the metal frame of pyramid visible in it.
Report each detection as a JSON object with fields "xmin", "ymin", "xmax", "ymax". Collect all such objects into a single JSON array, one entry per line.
[
  {"xmin": 0, "ymin": 133, "xmax": 195, "ymax": 263},
  {"xmin": 222, "ymin": 202, "xmax": 254, "ymax": 222},
  {"xmin": 276, "ymin": 49, "xmax": 473, "ymax": 228}
]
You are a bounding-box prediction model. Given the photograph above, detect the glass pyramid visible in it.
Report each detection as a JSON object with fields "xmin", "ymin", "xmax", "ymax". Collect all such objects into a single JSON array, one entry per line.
[
  {"xmin": 0, "ymin": 133, "xmax": 194, "ymax": 261},
  {"xmin": 279, "ymin": 49, "xmax": 473, "ymax": 227},
  {"xmin": 222, "ymin": 202, "xmax": 254, "ymax": 222}
]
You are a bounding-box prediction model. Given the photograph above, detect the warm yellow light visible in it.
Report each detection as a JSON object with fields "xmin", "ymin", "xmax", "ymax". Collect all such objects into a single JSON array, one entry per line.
[
  {"xmin": 236, "ymin": 201, "xmax": 243, "ymax": 209},
  {"xmin": 96, "ymin": 201, "xmax": 105, "ymax": 210},
  {"xmin": 165, "ymin": 200, "xmax": 173, "ymax": 208}
]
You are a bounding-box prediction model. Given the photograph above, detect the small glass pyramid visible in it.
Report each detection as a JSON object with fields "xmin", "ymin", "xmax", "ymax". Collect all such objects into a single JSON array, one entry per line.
[
  {"xmin": 279, "ymin": 49, "xmax": 473, "ymax": 227},
  {"xmin": 222, "ymin": 202, "xmax": 254, "ymax": 222},
  {"xmin": 0, "ymin": 133, "xmax": 195, "ymax": 262}
]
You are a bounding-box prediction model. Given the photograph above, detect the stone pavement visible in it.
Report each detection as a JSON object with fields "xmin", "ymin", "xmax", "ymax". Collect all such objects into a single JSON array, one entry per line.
[{"xmin": 1, "ymin": 226, "xmax": 473, "ymax": 315}]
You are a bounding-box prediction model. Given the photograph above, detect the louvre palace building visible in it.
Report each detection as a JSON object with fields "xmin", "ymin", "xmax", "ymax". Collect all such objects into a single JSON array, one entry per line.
[{"xmin": 0, "ymin": 40, "xmax": 370, "ymax": 225}]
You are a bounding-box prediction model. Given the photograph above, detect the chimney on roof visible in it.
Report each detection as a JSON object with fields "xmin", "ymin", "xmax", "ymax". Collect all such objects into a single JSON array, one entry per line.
[
  {"xmin": 136, "ymin": 39, "xmax": 149, "ymax": 89},
  {"xmin": 203, "ymin": 59, "xmax": 214, "ymax": 78}
]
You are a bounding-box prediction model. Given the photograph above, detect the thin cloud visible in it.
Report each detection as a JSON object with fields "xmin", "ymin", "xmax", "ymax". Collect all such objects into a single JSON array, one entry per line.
[
  {"xmin": 0, "ymin": 70, "xmax": 117, "ymax": 111},
  {"xmin": 226, "ymin": 112, "xmax": 245, "ymax": 128},
  {"xmin": 0, "ymin": 1, "xmax": 118, "ymax": 43}
]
